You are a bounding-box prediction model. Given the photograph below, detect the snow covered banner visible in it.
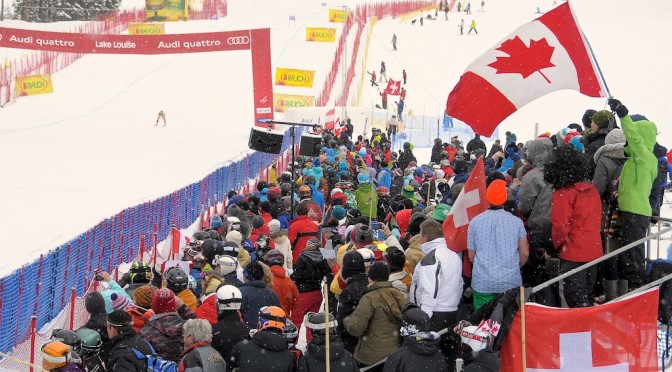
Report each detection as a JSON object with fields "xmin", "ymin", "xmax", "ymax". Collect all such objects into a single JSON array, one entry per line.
[
  {"xmin": 446, "ymin": 2, "xmax": 608, "ymax": 136},
  {"xmin": 501, "ymin": 288, "xmax": 659, "ymax": 371},
  {"xmin": 16, "ymin": 74, "xmax": 53, "ymax": 97}
]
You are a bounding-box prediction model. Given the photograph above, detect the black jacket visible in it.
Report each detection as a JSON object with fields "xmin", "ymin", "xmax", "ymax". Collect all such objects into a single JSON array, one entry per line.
[
  {"xmin": 297, "ymin": 334, "xmax": 359, "ymax": 372},
  {"xmin": 336, "ymin": 273, "xmax": 368, "ymax": 353},
  {"xmin": 466, "ymin": 137, "xmax": 487, "ymax": 155},
  {"xmin": 399, "ymin": 149, "xmax": 417, "ymax": 170},
  {"xmin": 106, "ymin": 329, "xmax": 153, "ymax": 372},
  {"xmin": 383, "ymin": 332, "xmax": 448, "ymax": 372},
  {"xmin": 290, "ymin": 249, "xmax": 332, "ymax": 293},
  {"xmin": 239, "ymin": 280, "xmax": 281, "ymax": 328},
  {"xmin": 212, "ymin": 311, "xmax": 251, "ymax": 370},
  {"xmin": 430, "ymin": 144, "xmax": 443, "ymax": 164},
  {"xmin": 230, "ymin": 329, "xmax": 295, "ymax": 372},
  {"xmin": 82, "ymin": 313, "xmax": 111, "ymax": 364}
]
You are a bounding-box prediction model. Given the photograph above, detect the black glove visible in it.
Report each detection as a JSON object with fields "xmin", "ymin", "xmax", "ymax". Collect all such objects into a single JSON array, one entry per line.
[{"xmin": 608, "ymin": 98, "xmax": 629, "ymax": 118}]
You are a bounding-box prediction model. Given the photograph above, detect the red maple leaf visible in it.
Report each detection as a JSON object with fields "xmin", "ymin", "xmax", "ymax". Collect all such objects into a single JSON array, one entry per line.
[{"xmin": 488, "ymin": 36, "xmax": 555, "ymax": 83}]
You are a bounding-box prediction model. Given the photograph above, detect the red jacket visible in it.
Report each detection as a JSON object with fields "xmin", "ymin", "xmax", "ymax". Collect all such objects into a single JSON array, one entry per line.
[
  {"xmin": 270, "ymin": 265, "xmax": 301, "ymax": 318},
  {"xmin": 195, "ymin": 294, "xmax": 218, "ymax": 325},
  {"xmin": 287, "ymin": 215, "xmax": 319, "ymax": 263},
  {"xmin": 551, "ymin": 182, "xmax": 603, "ymax": 262}
]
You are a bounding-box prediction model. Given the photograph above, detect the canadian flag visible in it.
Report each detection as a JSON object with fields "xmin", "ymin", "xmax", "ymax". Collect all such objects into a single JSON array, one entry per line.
[
  {"xmin": 171, "ymin": 226, "xmax": 191, "ymax": 259},
  {"xmin": 385, "ymin": 79, "xmax": 401, "ymax": 96},
  {"xmin": 446, "ymin": 2, "xmax": 607, "ymax": 136},
  {"xmin": 501, "ymin": 288, "xmax": 659, "ymax": 371},
  {"xmin": 442, "ymin": 157, "xmax": 488, "ymax": 253},
  {"xmin": 324, "ymin": 108, "xmax": 336, "ymax": 130}
]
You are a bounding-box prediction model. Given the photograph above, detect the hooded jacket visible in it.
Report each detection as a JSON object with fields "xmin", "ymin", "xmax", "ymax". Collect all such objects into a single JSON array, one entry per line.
[
  {"xmin": 230, "ymin": 329, "xmax": 295, "ymax": 372},
  {"xmin": 383, "ymin": 332, "xmax": 448, "ymax": 372},
  {"xmin": 551, "ymin": 182, "xmax": 603, "ymax": 262},
  {"xmin": 239, "ymin": 280, "xmax": 281, "ymax": 328},
  {"xmin": 354, "ymin": 182, "xmax": 378, "ymax": 219},
  {"xmin": 271, "ymin": 233, "xmax": 293, "ymax": 269},
  {"xmin": 211, "ymin": 311, "xmax": 251, "ymax": 370},
  {"xmin": 404, "ymin": 235, "xmax": 425, "ymax": 274},
  {"xmin": 290, "ymin": 249, "xmax": 332, "ymax": 293},
  {"xmin": 593, "ymin": 135, "xmax": 626, "ymax": 224},
  {"xmin": 139, "ymin": 312, "xmax": 185, "ymax": 363},
  {"xmin": 336, "ymin": 272, "xmax": 369, "ymax": 353},
  {"xmin": 297, "ymin": 334, "xmax": 359, "ymax": 372},
  {"xmin": 518, "ymin": 138, "xmax": 553, "ymax": 221},
  {"xmin": 270, "ymin": 265, "xmax": 301, "ymax": 317},
  {"xmin": 343, "ymin": 281, "xmax": 408, "ymax": 366},
  {"xmin": 618, "ymin": 115, "xmax": 659, "ymax": 217},
  {"xmin": 106, "ymin": 328, "xmax": 154, "ymax": 372}
]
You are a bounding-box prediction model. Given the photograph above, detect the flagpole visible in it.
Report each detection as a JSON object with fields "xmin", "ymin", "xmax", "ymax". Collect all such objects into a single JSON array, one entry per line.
[
  {"xmin": 566, "ymin": 0, "xmax": 612, "ymax": 98},
  {"xmin": 520, "ymin": 286, "xmax": 527, "ymax": 372}
]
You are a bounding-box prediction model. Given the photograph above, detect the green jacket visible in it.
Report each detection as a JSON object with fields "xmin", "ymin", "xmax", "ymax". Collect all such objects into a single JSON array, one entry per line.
[
  {"xmin": 354, "ymin": 183, "xmax": 379, "ymax": 218},
  {"xmin": 618, "ymin": 115, "xmax": 658, "ymax": 216},
  {"xmin": 343, "ymin": 281, "xmax": 407, "ymax": 365}
]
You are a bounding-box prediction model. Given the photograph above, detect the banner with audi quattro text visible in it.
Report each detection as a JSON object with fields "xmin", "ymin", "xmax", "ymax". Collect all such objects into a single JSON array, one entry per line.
[
  {"xmin": 273, "ymin": 93, "xmax": 315, "ymax": 112},
  {"xmin": 0, "ymin": 27, "xmax": 254, "ymax": 54},
  {"xmin": 305, "ymin": 27, "xmax": 336, "ymax": 42},
  {"xmin": 275, "ymin": 68, "xmax": 315, "ymax": 88},
  {"xmin": 128, "ymin": 23, "xmax": 165, "ymax": 35},
  {"xmin": 16, "ymin": 74, "xmax": 54, "ymax": 97},
  {"xmin": 328, "ymin": 9, "xmax": 351, "ymax": 23},
  {"xmin": 145, "ymin": 0, "xmax": 168, "ymax": 21},
  {"xmin": 166, "ymin": 0, "xmax": 188, "ymax": 21}
]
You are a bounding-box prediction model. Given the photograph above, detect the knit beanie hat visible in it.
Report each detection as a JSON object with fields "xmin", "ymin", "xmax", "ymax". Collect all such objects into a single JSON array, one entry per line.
[
  {"xmin": 486, "ymin": 180, "xmax": 507, "ymax": 206},
  {"xmin": 354, "ymin": 225, "xmax": 374, "ymax": 245},
  {"xmin": 582, "ymin": 109, "xmax": 597, "ymax": 128},
  {"xmin": 226, "ymin": 230, "xmax": 243, "ymax": 245},
  {"xmin": 605, "ymin": 128, "xmax": 626, "ymax": 145},
  {"xmin": 432, "ymin": 203, "xmax": 451, "ymax": 222},
  {"xmin": 84, "ymin": 291, "xmax": 106, "ymax": 315},
  {"xmin": 357, "ymin": 173, "xmax": 371, "ymax": 184},
  {"xmin": 591, "ymin": 110, "xmax": 614, "ymax": 129},
  {"xmin": 341, "ymin": 250, "xmax": 365, "ymax": 281},
  {"xmin": 268, "ymin": 219, "xmax": 281, "ymax": 234},
  {"xmin": 331, "ymin": 206, "xmax": 347, "ymax": 220},
  {"xmin": 210, "ymin": 215, "xmax": 223, "ymax": 229},
  {"xmin": 384, "ymin": 246, "xmax": 406, "ymax": 272},
  {"xmin": 243, "ymin": 261, "xmax": 265, "ymax": 281},
  {"xmin": 367, "ymin": 261, "xmax": 390, "ymax": 282},
  {"xmin": 106, "ymin": 310, "xmax": 133, "ymax": 328},
  {"xmin": 402, "ymin": 185, "xmax": 415, "ymax": 198},
  {"xmin": 133, "ymin": 285, "xmax": 157, "ymax": 309},
  {"xmin": 110, "ymin": 293, "xmax": 133, "ymax": 311},
  {"xmin": 251, "ymin": 215, "xmax": 264, "ymax": 229},
  {"xmin": 152, "ymin": 288, "xmax": 176, "ymax": 314}
]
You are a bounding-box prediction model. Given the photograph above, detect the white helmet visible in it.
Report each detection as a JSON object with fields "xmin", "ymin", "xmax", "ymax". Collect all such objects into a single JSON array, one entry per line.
[
  {"xmin": 226, "ymin": 217, "xmax": 241, "ymax": 232},
  {"xmin": 216, "ymin": 285, "xmax": 243, "ymax": 313},
  {"xmin": 357, "ymin": 248, "xmax": 375, "ymax": 267},
  {"xmin": 213, "ymin": 255, "xmax": 238, "ymax": 276},
  {"xmin": 456, "ymin": 325, "xmax": 489, "ymax": 351}
]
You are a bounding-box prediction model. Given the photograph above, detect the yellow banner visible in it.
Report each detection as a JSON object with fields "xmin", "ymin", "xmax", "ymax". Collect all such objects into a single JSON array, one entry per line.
[
  {"xmin": 16, "ymin": 74, "xmax": 53, "ymax": 97},
  {"xmin": 128, "ymin": 23, "xmax": 165, "ymax": 35},
  {"xmin": 273, "ymin": 93, "xmax": 315, "ymax": 112},
  {"xmin": 275, "ymin": 68, "xmax": 315, "ymax": 88},
  {"xmin": 306, "ymin": 27, "xmax": 336, "ymax": 42},
  {"xmin": 329, "ymin": 9, "xmax": 352, "ymax": 23},
  {"xmin": 145, "ymin": 0, "xmax": 168, "ymax": 21}
]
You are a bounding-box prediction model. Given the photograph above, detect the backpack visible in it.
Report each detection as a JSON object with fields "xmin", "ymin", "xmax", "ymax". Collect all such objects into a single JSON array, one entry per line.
[
  {"xmin": 132, "ymin": 342, "xmax": 178, "ymax": 372},
  {"xmin": 646, "ymin": 259, "xmax": 672, "ymax": 325}
]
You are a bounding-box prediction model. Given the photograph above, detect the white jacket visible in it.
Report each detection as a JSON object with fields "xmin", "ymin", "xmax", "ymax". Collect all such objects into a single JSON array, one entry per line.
[
  {"xmin": 410, "ymin": 238, "xmax": 463, "ymax": 317},
  {"xmin": 389, "ymin": 270, "xmax": 411, "ymax": 300},
  {"xmin": 272, "ymin": 235, "xmax": 293, "ymax": 270}
]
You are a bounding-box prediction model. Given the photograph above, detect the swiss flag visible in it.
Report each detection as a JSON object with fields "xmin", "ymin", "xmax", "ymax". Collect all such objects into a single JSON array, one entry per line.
[
  {"xmin": 385, "ymin": 79, "xmax": 401, "ymax": 96},
  {"xmin": 442, "ymin": 157, "xmax": 488, "ymax": 253},
  {"xmin": 171, "ymin": 226, "xmax": 191, "ymax": 259},
  {"xmin": 324, "ymin": 108, "xmax": 336, "ymax": 130},
  {"xmin": 502, "ymin": 288, "xmax": 659, "ymax": 371},
  {"xmin": 446, "ymin": 2, "xmax": 607, "ymax": 136}
]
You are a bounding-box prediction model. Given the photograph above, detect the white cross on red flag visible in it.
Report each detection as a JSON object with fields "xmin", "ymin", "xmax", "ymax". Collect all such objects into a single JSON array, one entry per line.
[
  {"xmin": 501, "ymin": 288, "xmax": 659, "ymax": 371},
  {"xmin": 385, "ymin": 79, "xmax": 401, "ymax": 95},
  {"xmin": 442, "ymin": 157, "xmax": 488, "ymax": 253}
]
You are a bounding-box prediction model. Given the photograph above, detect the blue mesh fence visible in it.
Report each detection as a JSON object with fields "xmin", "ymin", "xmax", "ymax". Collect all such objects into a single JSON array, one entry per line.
[{"xmin": 0, "ymin": 128, "xmax": 299, "ymax": 355}]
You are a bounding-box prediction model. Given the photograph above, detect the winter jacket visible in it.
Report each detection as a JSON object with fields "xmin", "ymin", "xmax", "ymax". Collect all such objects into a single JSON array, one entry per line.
[
  {"xmin": 551, "ymin": 182, "xmax": 603, "ymax": 262},
  {"xmin": 107, "ymin": 329, "xmax": 153, "ymax": 372},
  {"xmin": 383, "ymin": 332, "xmax": 448, "ymax": 372},
  {"xmin": 399, "ymin": 150, "xmax": 417, "ymax": 170},
  {"xmin": 410, "ymin": 238, "xmax": 463, "ymax": 317},
  {"xmin": 211, "ymin": 311, "xmax": 251, "ymax": 370},
  {"xmin": 288, "ymin": 215, "xmax": 320, "ymax": 263},
  {"xmin": 195, "ymin": 294, "xmax": 218, "ymax": 325},
  {"xmin": 618, "ymin": 115, "xmax": 659, "ymax": 217},
  {"xmin": 390, "ymin": 176, "xmax": 405, "ymax": 197},
  {"xmin": 102, "ymin": 281, "xmax": 133, "ymax": 314},
  {"xmin": 127, "ymin": 307, "xmax": 154, "ymax": 332},
  {"xmin": 230, "ymin": 330, "xmax": 295, "ymax": 372},
  {"xmin": 466, "ymin": 138, "xmax": 487, "ymax": 155},
  {"xmin": 343, "ymin": 281, "xmax": 408, "ymax": 366},
  {"xmin": 222, "ymin": 272, "xmax": 243, "ymax": 288},
  {"xmin": 297, "ymin": 334, "xmax": 359, "ymax": 372},
  {"xmin": 593, "ymin": 144, "xmax": 626, "ymax": 225},
  {"xmin": 389, "ymin": 270, "xmax": 412, "ymax": 300},
  {"xmin": 290, "ymin": 249, "xmax": 332, "ymax": 293},
  {"xmin": 82, "ymin": 312, "xmax": 111, "ymax": 364},
  {"xmin": 139, "ymin": 312, "xmax": 185, "ymax": 363},
  {"xmin": 270, "ymin": 265, "xmax": 301, "ymax": 317},
  {"xmin": 404, "ymin": 235, "xmax": 424, "ymax": 274},
  {"xmin": 585, "ymin": 131, "xmax": 608, "ymax": 163},
  {"xmin": 336, "ymin": 273, "xmax": 369, "ymax": 353},
  {"xmin": 239, "ymin": 280, "xmax": 281, "ymax": 328},
  {"xmin": 179, "ymin": 340, "xmax": 226, "ymax": 372},
  {"xmin": 518, "ymin": 138, "xmax": 553, "ymax": 220},
  {"xmin": 80, "ymin": 353, "xmax": 106, "ymax": 372},
  {"xmin": 271, "ymin": 234, "xmax": 294, "ymax": 270},
  {"xmin": 303, "ymin": 166, "xmax": 324, "ymax": 183},
  {"xmin": 430, "ymin": 144, "xmax": 443, "ymax": 164},
  {"xmin": 309, "ymin": 184, "xmax": 325, "ymax": 210},
  {"xmin": 354, "ymin": 183, "xmax": 378, "ymax": 219}
]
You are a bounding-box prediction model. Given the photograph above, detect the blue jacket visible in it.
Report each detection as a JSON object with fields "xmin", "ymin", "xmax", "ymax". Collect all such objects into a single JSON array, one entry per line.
[
  {"xmin": 309, "ymin": 184, "xmax": 325, "ymax": 210},
  {"xmin": 239, "ymin": 280, "xmax": 281, "ymax": 328}
]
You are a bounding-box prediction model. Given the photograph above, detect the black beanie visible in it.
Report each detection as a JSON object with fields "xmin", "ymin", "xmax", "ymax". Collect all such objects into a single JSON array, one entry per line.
[
  {"xmin": 85, "ymin": 291, "xmax": 106, "ymax": 315},
  {"xmin": 202, "ymin": 239, "xmax": 224, "ymax": 263},
  {"xmin": 582, "ymin": 109, "xmax": 597, "ymax": 128},
  {"xmin": 384, "ymin": 247, "xmax": 406, "ymax": 272},
  {"xmin": 341, "ymin": 250, "xmax": 365, "ymax": 281},
  {"xmin": 368, "ymin": 261, "xmax": 390, "ymax": 282},
  {"xmin": 243, "ymin": 261, "xmax": 265, "ymax": 281},
  {"xmin": 106, "ymin": 309, "xmax": 133, "ymax": 328}
]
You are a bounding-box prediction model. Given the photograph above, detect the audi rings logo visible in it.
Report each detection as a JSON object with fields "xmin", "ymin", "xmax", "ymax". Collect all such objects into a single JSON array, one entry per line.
[{"xmin": 227, "ymin": 36, "xmax": 249, "ymax": 45}]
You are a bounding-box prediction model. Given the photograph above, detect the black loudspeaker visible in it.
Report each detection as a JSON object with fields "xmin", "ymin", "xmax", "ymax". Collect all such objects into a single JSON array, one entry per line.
[
  {"xmin": 248, "ymin": 127, "xmax": 284, "ymax": 154},
  {"xmin": 300, "ymin": 133, "xmax": 322, "ymax": 157}
]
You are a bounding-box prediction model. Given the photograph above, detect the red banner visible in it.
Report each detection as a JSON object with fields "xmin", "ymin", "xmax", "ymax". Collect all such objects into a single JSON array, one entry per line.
[{"xmin": 0, "ymin": 26, "xmax": 252, "ymax": 54}]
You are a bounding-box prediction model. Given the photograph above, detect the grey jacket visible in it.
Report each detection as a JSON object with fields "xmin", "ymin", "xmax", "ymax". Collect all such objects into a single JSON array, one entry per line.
[{"xmin": 518, "ymin": 138, "xmax": 553, "ymax": 221}]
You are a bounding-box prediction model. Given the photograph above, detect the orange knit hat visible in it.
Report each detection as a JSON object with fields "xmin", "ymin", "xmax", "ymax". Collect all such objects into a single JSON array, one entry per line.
[{"xmin": 486, "ymin": 180, "xmax": 507, "ymax": 206}]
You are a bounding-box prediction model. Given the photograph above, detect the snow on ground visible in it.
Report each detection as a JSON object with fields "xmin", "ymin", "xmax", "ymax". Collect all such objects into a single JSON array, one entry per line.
[{"xmin": 1, "ymin": 0, "xmax": 672, "ymax": 275}]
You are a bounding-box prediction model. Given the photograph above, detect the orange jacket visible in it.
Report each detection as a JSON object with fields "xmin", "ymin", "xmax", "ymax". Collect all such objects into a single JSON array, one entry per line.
[{"xmin": 270, "ymin": 265, "xmax": 301, "ymax": 318}]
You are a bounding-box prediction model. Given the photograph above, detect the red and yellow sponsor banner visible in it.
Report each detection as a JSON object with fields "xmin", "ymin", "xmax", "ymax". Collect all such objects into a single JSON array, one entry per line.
[
  {"xmin": 0, "ymin": 27, "xmax": 253, "ymax": 54},
  {"xmin": 16, "ymin": 74, "xmax": 53, "ymax": 97},
  {"xmin": 275, "ymin": 68, "xmax": 314, "ymax": 88},
  {"xmin": 128, "ymin": 23, "xmax": 165, "ymax": 35},
  {"xmin": 273, "ymin": 93, "xmax": 315, "ymax": 112},
  {"xmin": 328, "ymin": 9, "xmax": 352, "ymax": 23},
  {"xmin": 305, "ymin": 27, "xmax": 336, "ymax": 42}
]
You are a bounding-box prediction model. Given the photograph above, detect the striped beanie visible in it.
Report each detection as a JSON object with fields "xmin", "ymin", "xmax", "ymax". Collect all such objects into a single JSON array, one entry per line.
[
  {"xmin": 133, "ymin": 285, "xmax": 157, "ymax": 309},
  {"xmin": 110, "ymin": 292, "xmax": 133, "ymax": 311}
]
